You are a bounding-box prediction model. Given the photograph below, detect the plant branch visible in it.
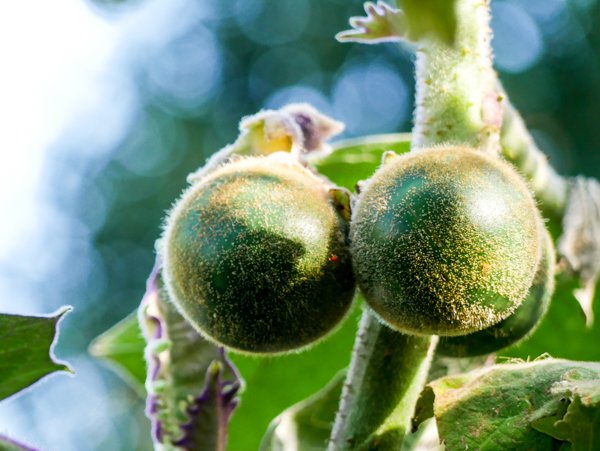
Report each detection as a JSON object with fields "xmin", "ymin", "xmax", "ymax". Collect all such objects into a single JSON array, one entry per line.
[
  {"xmin": 328, "ymin": 310, "xmax": 437, "ymax": 450},
  {"xmin": 412, "ymin": 0, "xmax": 500, "ymax": 153},
  {"xmin": 499, "ymin": 92, "xmax": 569, "ymax": 217},
  {"xmin": 499, "ymin": 93, "xmax": 600, "ymax": 327}
]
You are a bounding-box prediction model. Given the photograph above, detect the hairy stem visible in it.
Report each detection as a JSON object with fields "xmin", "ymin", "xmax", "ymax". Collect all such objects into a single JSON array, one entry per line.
[
  {"xmin": 500, "ymin": 93, "xmax": 569, "ymax": 217},
  {"xmin": 328, "ymin": 311, "xmax": 437, "ymax": 450},
  {"xmin": 412, "ymin": 0, "xmax": 500, "ymax": 153}
]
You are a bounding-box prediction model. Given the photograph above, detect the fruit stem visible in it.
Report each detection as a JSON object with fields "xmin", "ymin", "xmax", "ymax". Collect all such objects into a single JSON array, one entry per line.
[
  {"xmin": 328, "ymin": 311, "xmax": 437, "ymax": 450},
  {"xmin": 412, "ymin": 0, "xmax": 500, "ymax": 154}
]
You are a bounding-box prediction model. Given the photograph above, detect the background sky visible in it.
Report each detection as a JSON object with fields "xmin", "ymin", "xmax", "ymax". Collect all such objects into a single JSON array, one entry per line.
[{"xmin": 1, "ymin": 0, "xmax": 599, "ymax": 450}]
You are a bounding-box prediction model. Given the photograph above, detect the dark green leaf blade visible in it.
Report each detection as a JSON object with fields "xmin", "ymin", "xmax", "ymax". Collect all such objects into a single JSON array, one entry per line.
[
  {"xmin": 428, "ymin": 359, "xmax": 600, "ymax": 450},
  {"xmin": 259, "ymin": 370, "xmax": 345, "ymax": 451},
  {"xmin": 0, "ymin": 307, "xmax": 72, "ymax": 401},
  {"xmin": 89, "ymin": 311, "xmax": 146, "ymax": 394}
]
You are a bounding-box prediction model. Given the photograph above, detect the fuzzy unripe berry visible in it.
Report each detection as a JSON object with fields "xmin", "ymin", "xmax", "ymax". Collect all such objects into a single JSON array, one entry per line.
[
  {"xmin": 161, "ymin": 154, "xmax": 355, "ymax": 354},
  {"xmin": 350, "ymin": 146, "xmax": 542, "ymax": 336},
  {"xmin": 437, "ymin": 228, "xmax": 555, "ymax": 357}
]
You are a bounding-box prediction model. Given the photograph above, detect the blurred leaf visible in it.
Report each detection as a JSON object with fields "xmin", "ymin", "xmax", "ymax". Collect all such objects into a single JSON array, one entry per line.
[
  {"xmin": 313, "ymin": 133, "xmax": 411, "ymax": 190},
  {"xmin": 228, "ymin": 305, "xmax": 361, "ymax": 451},
  {"xmin": 89, "ymin": 311, "xmax": 146, "ymax": 395},
  {"xmin": 502, "ymin": 272, "xmax": 600, "ymax": 362},
  {"xmin": 427, "ymin": 358, "xmax": 600, "ymax": 450},
  {"xmin": 139, "ymin": 262, "xmax": 242, "ymax": 450},
  {"xmin": 557, "ymin": 176, "xmax": 600, "ymax": 327},
  {"xmin": 259, "ymin": 370, "xmax": 345, "ymax": 451},
  {"xmin": 0, "ymin": 307, "xmax": 72, "ymax": 401},
  {"xmin": 0, "ymin": 434, "xmax": 37, "ymax": 451}
]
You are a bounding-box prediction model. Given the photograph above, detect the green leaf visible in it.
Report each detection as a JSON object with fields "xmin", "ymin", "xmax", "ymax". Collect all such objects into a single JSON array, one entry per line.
[
  {"xmin": 312, "ymin": 133, "xmax": 411, "ymax": 190},
  {"xmin": 502, "ymin": 272, "xmax": 600, "ymax": 362},
  {"xmin": 259, "ymin": 370, "xmax": 345, "ymax": 451},
  {"xmin": 427, "ymin": 358, "xmax": 600, "ymax": 450},
  {"xmin": 0, "ymin": 307, "xmax": 72, "ymax": 401},
  {"xmin": 89, "ymin": 311, "xmax": 146, "ymax": 395}
]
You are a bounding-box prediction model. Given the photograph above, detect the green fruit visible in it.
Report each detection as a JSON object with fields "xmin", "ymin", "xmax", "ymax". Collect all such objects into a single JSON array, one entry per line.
[
  {"xmin": 162, "ymin": 155, "xmax": 355, "ymax": 354},
  {"xmin": 437, "ymin": 228, "xmax": 555, "ymax": 357},
  {"xmin": 350, "ymin": 146, "xmax": 542, "ymax": 336}
]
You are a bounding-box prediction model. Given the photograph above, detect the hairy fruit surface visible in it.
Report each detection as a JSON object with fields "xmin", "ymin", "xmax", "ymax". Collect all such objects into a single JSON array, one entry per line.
[
  {"xmin": 162, "ymin": 155, "xmax": 355, "ymax": 354},
  {"xmin": 438, "ymin": 228, "xmax": 555, "ymax": 357},
  {"xmin": 351, "ymin": 146, "xmax": 541, "ymax": 336}
]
